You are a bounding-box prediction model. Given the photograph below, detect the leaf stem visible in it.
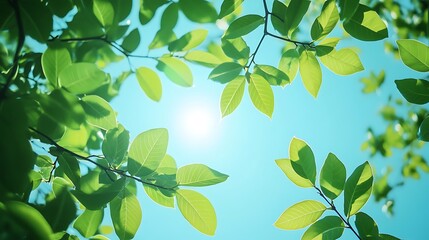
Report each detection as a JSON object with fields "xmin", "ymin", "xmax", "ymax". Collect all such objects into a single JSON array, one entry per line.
[
  {"xmin": 29, "ymin": 127, "xmax": 176, "ymax": 191},
  {"xmin": 314, "ymin": 186, "xmax": 362, "ymax": 240}
]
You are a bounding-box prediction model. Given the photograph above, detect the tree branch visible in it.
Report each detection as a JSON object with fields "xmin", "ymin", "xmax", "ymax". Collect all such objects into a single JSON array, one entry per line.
[
  {"xmin": 314, "ymin": 186, "xmax": 362, "ymax": 240},
  {"xmin": 29, "ymin": 127, "xmax": 176, "ymax": 191},
  {"xmin": 0, "ymin": 0, "xmax": 26, "ymax": 100}
]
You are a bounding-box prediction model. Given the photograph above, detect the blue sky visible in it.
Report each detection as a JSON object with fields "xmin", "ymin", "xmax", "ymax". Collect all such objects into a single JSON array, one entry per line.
[{"xmin": 105, "ymin": 1, "xmax": 429, "ymax": 239}]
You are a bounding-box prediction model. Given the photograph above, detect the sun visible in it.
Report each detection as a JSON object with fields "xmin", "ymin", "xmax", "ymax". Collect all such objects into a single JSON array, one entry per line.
[{"xmin": 177, "ymin": 100, "xmax": 219, "ymax": 145}]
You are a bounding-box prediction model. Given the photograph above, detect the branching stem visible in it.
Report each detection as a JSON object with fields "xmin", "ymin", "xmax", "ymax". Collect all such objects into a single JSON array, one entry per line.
[
  {"xmin": 29, "ymin": 127, "xmax": 176, "ymax": 191},
  {"xmin": 314, "ymin": 186, "xmax": 362, "ymax": 240}
]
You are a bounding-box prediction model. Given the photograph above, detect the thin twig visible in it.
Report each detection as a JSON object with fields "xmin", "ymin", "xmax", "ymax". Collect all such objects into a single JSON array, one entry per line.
[
  {"xmin": 29, "ymin": 127, "xmax": 176, "ymax": 191},
  {"xmin": 314, "ymin": 186, "xmax": 362, "ymax": 239}
]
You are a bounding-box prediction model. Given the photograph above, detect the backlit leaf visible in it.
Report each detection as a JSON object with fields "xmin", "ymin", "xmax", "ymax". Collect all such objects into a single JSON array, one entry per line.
[
  {"xmin": 289, "ymin": 137, "xmax": 316, "ymax": 185},
  {"xmin": 315, "ymin": 37, "xmax": 340, "ymax": 56},
  {"xmin": 121, "ymin": 28, "xmax": 140, "ymax": 53},
  {"xmin": 274, "ymin": 200, "xmax": 327, "ymax": 230},
  {"xmin": 397, "ymin": 39, "xmax": 429, "ymax": 72},
  {"xmin": 209, "ymin": 62, "xmax": 242, "ymax": 84},
  {"xmin": 156, "ymin": 57, "xmax": 193, "ymax": 87},
  {"xmin": 176, "ymin": 189, "xmax": 217, "ymax": 235},
  {"xmin": 110, "ymin": 189, "xmax": 142, "ymax": 240},
  {"xmin": 184, "ymin": 50, "xmax": 222, "ymax": 67},
  {"xmin": 254, "ymin": 65, "xmax": 289, "ymax": 86},
  {"xmin": 148, "ymin": 29, "xmax": 176, "ymax": 49},
  {"xmin": 279, "ymin": 49, "xmax": 299, "ymax": 82},
  {"xmin": 223, "ymin": 14, "xmax": 264, "ymax": 39},
  {"xmin": 220, "ymin": 76, "xmax": 245, "ymax": 117},
  {"xmin": 168, "ymin": 29, "xmax": 208, "ymax": 52},
  {"xmin": 74, "ymin": 209, "xmax": 104, "ymax": 238},
  {"xmin": 93, "ymin": 0, "xmax": 114, "ymax": 28},
  {"xmin": 320, "ymin": 153, "xmax": 346, "ymax": 200},
  {"xmin": 302, "ymin": 216, "xmax": 345, "ymax": 240},
  {"xmin": 283, "ymin": 0, "xmax": 310, "ymax": 35},
  {"xmin": 418, "ymin": 117, "xmax": 429, "ymax": 141},
  {"xmin": 136, "ymin": 67, "xmax": 162, "ymax": 102},
  {"xmin": 320, "ymin": 48, "xmax": 364, "ymax": 75},
  {"xmin": 57, "ymin": 153, "xmax": 81, "ymax": 188},
  {"xmin": 299, "ymin": 50, "xmax": 322, "ymax": 98},
  {"xmin": 42, "ymin": 47, "xmax": 72, "ymax": 88},
  {"xmin": 311, "ymin": 0, "xmax": 339, "ymax": 41},
  {"xmin": 221, "ymin": 37, "xmax": 250, "ymax": 66},
  {"xmin": 81, "ymin": 95, "xmax": 117, "ymax": 130},
  {"xmin": 59, "ymin": 63, "xmax": 108, "ymax": 94},
  {"xmin": 72, "ymin": 178, "xmax": 125, "ymax": 210},
  {"xmin": 343, "ymin": 4, "xmax": 388, "ymax": 41},
  {"xmin": 248, "ymin": 74, "xmax": 274, "ymax": 118},
  {"xmin": 219, "ymin": 0, "xmax": 244, "ymax": 19},
  {"xmin": 275, "ymin": 159, "xmax": 313, "ymax": 188},
  {"xmin": 179, "ymin": 0, "xmax": 217, "ymax": 23},
  {"xmin": 394, "ymin": 78, "xmax": 429, "ymax": 104},
  {"xmin": 337, "ymin": 0, "xmax": 359, "ymax": 20},
  {"xmin": 177, "ymin": 164, "xmax": 228, "ymax": 187},
  {"xmin": 128, "ymin": 128, "xmax": 168, "ymax": 178},
  {"xmin": 139, "ymin": 0, "xmax": 167, "ymax": 25},
  {"xmin": 344, "ymin": 161, "xmax": 373, "ymax": 217}
]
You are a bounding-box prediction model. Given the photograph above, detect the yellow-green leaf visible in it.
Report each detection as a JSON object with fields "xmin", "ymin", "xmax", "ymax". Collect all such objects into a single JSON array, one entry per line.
[
  {"xmin": 136, "ymin": 67, "xmax": 162, "ymax": 102},
  {"xmin": 156, "ymin": 57, "xmax": 193, "ymax": 87},
  {"xmin": 248, "ymin": 74, "xmax": 274, "ymax": 118},
  {"xmin": 344, "ymin": 161, "xmax": 373, "ymax": 217},
  {"xmin": 299, "ymin": 50, "xmax": 322, "ymax": 98},
  {"xmin": 275, "ymin": 159, "xmax": 313, "ymax": 188},
  {"xmin": 320, "ymin": 48, "xmax": 364, "ymax": 75},
  {"xmin": 274, "ymin": 200, "xmax": 327, "ymax": 230},
  {"xmin": 220, "ymin": 76, "xmax": 245, "ymax": 117}
]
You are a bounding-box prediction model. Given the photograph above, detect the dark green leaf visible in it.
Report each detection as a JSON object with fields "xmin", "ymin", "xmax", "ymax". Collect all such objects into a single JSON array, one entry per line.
[
  {"xmin": 72, "ymin": 178, "xmax": 125, "ymax": 210},
  {"xmin": 208, "ymin": 62, "xmax": 242, "ymax": 84},
  {"xmin": 311, "ymin": 0, "xmax": 339, "ymax": 41},
  {"xmin": 223, "ymin": 14, "xmax": 264, "ymax": 39},
  {"xmin": 57, "ymin": 153, "xmax": 81, "ymax": 188},
  {"xmin": 161, "ymin": 3, "xmax": 179, "ymax": 30},
  {"xmin": 283, "ymin": 0, "xmax": 311, "ymax": 35},
  {"xmin": 344, "ymin": 161, "xmax": 373, "ymax": 217},
  {"xmin": 419, "ymin": 117, "xmax": 429, "ymax": 141},
  {"xmin": 337, "ymin": 0, "xmax": 359, "ymax": 20},
  {"xmin": 288, "ymin": 137, "xmax": 316, "ymax": 185},
  {"xmin": 221, "ymin": 37, "xmax": 250, "ymax": 66},
  {"xmin": 343, "ymin": 4, "xmax": 388, "ymax": 41},
  {"xmin": 271, "ymin": 0, "xmax": 288, "ymax": 36},
  {"xmin": 320, "ymin": 153, "xmax": 346, "ymax": 200},
  {"xmin": 41, "ymin": 189, "xmax": 77, "ymax": 232},
  {"xmin": 47, "ymin": 0, "xmax": 74, "ymax": 17},
  {"xmin": 179, "ymin": 0, "xmax": 217, "ymax": 23},
  {"xmin": 394, "ymin": 78, "xmax": 429, "ymax": 104},
  {"xmin": 355, "ymin": 212, "xmax": 379, "ymax": 239},
  {"xmin": 121, "ymin": 28, "xmax": 140, "ymax": 53},
  {"xmin": 139, "ymin": 0, "xmax": 167, "ymax": 25},
  {"xmin": 20, "ymin": 0, "xmax": 53, "ymax": 43},
  {"xmin": 315, "ymin": 37, "xmax": 340, "ymax": 56},
  {"xmin": 379, "ymin": 234, "xmax": 401, "ymax": 240}
]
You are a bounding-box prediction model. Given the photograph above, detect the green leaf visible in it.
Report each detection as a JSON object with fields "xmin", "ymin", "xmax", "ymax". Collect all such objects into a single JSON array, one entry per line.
[
  {"xmin": 274, "ymin": 200, "xmax": 327, "ymax": 230},
  {"xmin": 177, "ymin": 164, "xmax": 228, "ymax": 187},
  {"xmin": 74, "ymin": 209, "xmax": 104, "ymax": 238},
  {"xmin": 93, "ymin": 0, "xmax": 114, "ymax": 28},
  {"xmin": 320, "ymin": 153, "xmax": 346, "ymax": 200},
  {"xmin": 208, "ymin": 62, "xmax": 243, "ymax": 84},
  {"xmin": 218, "ymin": 0, "xmax": 244, "ymax": 19},
  {"xmin": 299, "ymin": 50, "xmax": 322, "ymax": 98},
  {"xmin": 57, "ymin": 153, "xmax": 81, "ymax": 188},
  {"xmin": 38, "ymin": 89, "xmax": 85, "ymax": 130},
  {"xmin": 156, "ymin": 57, "xmax": 193, "ymax": 87},
  {"xmin": 275, "ymin": 159, "xmax": 313, "ymax": 188},
  {"xmin": 283, "ymin": 0, "xmax": 311, "ymax": 35},
  {"xmin": 102, "ymin": 125, "xmax": 129, "ymax": 166},
  {"xmin": 176, "ymin": 189, "xmax": 217, "ymax": 236},
  {"xmin": 337, "ymin": 0, "xmax": 359, "ymax": 21},
  {"xmin": 121, "ymin": 28, "xmax": 140, "ymax": 53},
  {"xmin": 355, "ymin": 212, "xmax": 379, "ymax": 239},
  {"xmin": 394, "ymin": 78, "xmax": 429, "ymax": 104},
  {"xmin": 311, "ymin": 0, "xmax": 339, "ymax": 41},
  {"xmin": 344, "ymin": 161, "xmax": 373, "ymax": 217},
  {"xmin": 148, "ymin": 29, "xmax": 176, "ymax": 49},
  {"xmin": 179, "ymin": 0, "xmax": 218, "ymax": 23},
  {"xmin": 223, "ymin": 14, "xmax": 264, "ymax": 39},
  {"xmin": 20, "ymin": 0, "xmax": 53, "ymax": 43},
  {"xmin": 42, "ymin": 47, "xmax": 72, "ymax": 88},
  {"xmin": 360, "ymin": 70, "xmax": 385, "ymax": 93},
  {"xmin": 47, "ymin": 0, "xmax": 74, "ymax": 17},
  {"xmin": 139, "ymin": 0, "xmax": 167, "ymax": 25},
  {"xmin": 279, "ymin": 49, "xmax": 299, "ymax": 82},
  {"xmin": 220, "ymin": 76, "xmax": 246, "ymax": 117},
  {"xmin": 110, "ymin": 189, "xmax": 142, "ymax": 240},
  {"xmin": 254, "ymin": 65, "xmax": 289, "ymax": 86},
  {"xmin": 289, "ymin": 137, "xmax": 317, "ymax": 185},
  {"xmin": 184, "ymin": 50, "xmax": 222, "ymax": 67},
  {"xmin": 397, "ymin": 39, "xmax": 429, "ymax": 72},
  {"xmin": 57, "ymin": 124, "xmax": 90, "ymax": 150},
  {"xmin": 81, "ymin": 95, "xmax": 117, "ymax": 130},
  {"xmin": 320, "ymin": 48, "xmax": 364, "ymax": 75},
  {"xmin": 72, "ymin": 178, "xmax": 125, "ymax": 210},
  {"xmin": 271, "ymin": 0, "xmax": 288, "ymax": 36},
  {"xmin": 136, "ymin": 67, "xmax": 162, "ymax": 102},
  {"xmin": 41, "ymin": 188, "xmax": 77, "ymax": 232},
  {"xmin": 4, "ymin": 201, "xmax": 53, "ymax": 238},
  {"xmin": 315, "ymin": 37, "xmax": 340, "ymax": 56},
  {"xmin": 143, "ymin": 154, "xmax": 177, "ymax": 208},
  {"xmin": 419, "ymin": 117, "xmax": 429, "ymax": 141},
  {"xmin": 59, "ymin": 63, "xmax": 108, "ymax": 94},
  {"xmin": 128, "ymin": 128, "xmax": 168, "ymax": 178},
  {"xmin": 161, "ymin": 3, "xmax": 179, "ymax": 30},
  {"xmin": 379, "ymin": 234, "xmax": 401, "ymax": 240},
  {"xmin": 168, "ymin": 29, "xmax": 208, "ymax": 52},
  {"xmin": 302, "ymin": 216, "xmax": 345, "ymax": 240},
  {"xmin": 343, "ymin": 4, "xmax": 388, "ymax": 41},
  {"xmin": 221, "ymin": 37, "xmax": 250, "ymax": 66},
  {"xmin": 248, "ymin": 74, "xmax": 274, "ymax": 118}
]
